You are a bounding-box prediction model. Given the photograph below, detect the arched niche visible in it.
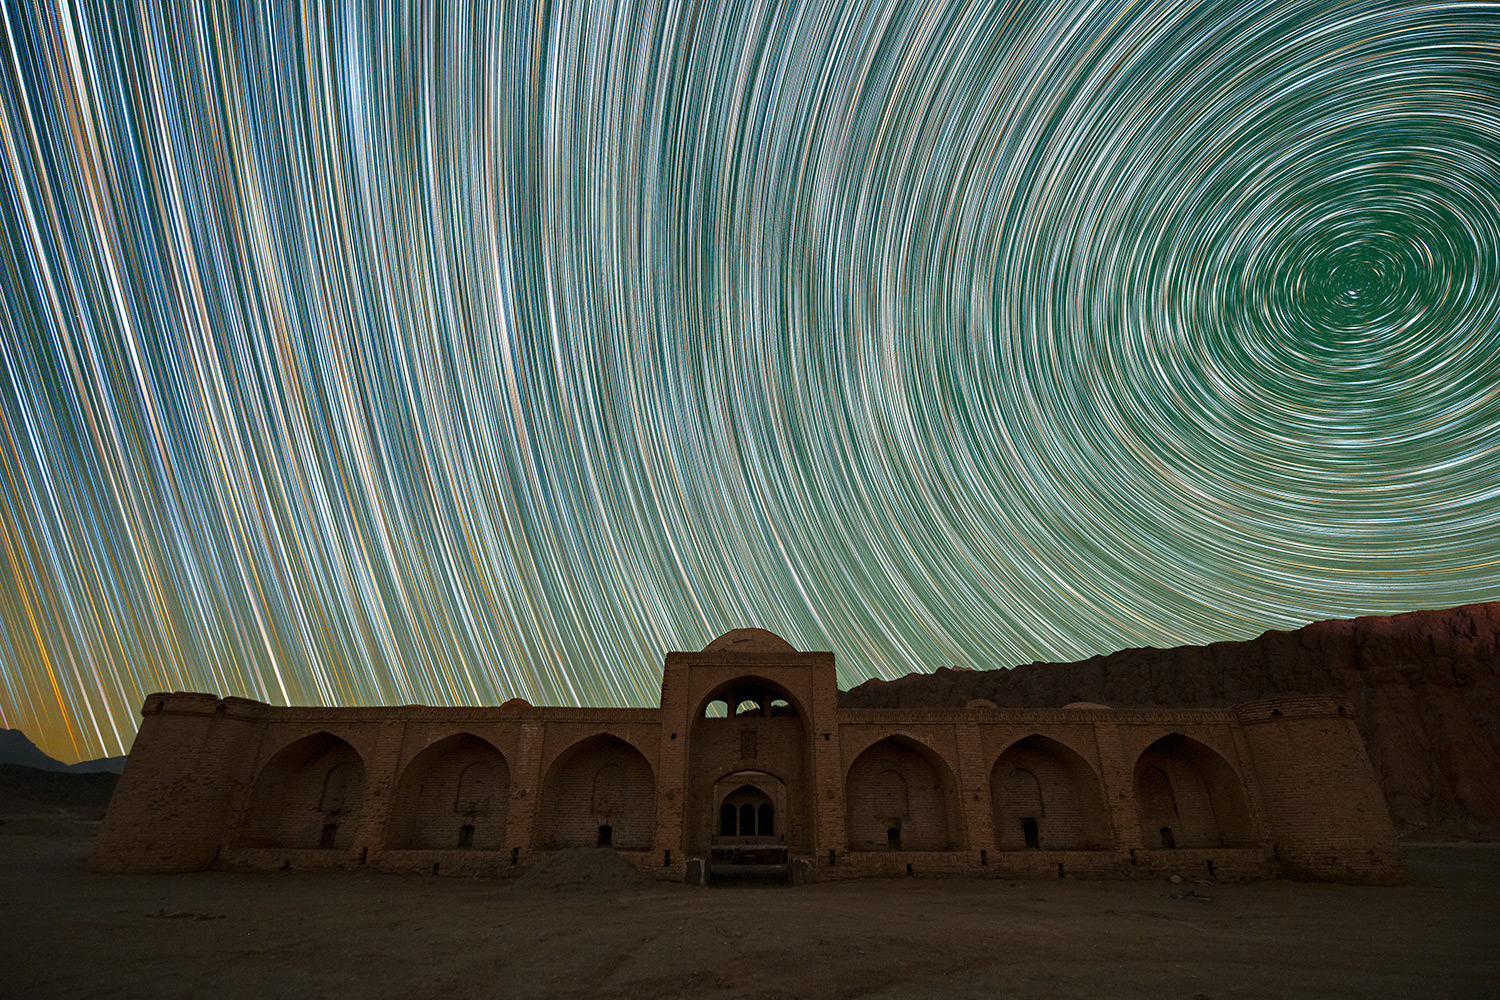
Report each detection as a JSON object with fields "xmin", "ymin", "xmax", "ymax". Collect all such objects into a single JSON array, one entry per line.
[
  {"xmin": 385, "ymin": 733, "xmax": 510, "ymax": 850},
  {"xmin": 1133, "ymin": 734, "xmax": 1254, "ymax": 849},
  {"xmin": 241, "ymin": 732, "xmax": 366, "ymax": 849},
  {"xmin": 990, "ymin": 735, "xmax": 1111, "ymax": 850},
  {"xmin": 845, "ymin": 736, "xmax": 959, "ymax": 851},
  {"xmin": 534, "ymin": 734, "xmax": 655, "ymax": 850}
]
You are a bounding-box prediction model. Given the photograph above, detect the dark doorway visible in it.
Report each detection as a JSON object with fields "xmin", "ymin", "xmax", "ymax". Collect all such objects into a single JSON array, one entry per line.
[
  {"xmin": 457, "ymin": 824, "xmax": 475, "ymax": 849},
  {"xmin": 1160, "ymin": 826, "xmax": 1176, "ymax": 849},
  {"xmin": 319, "ymin": 822, "xmax": 338, "ymax": 848},
  {"xmin": 720, "ymin": 802, "xmax": 736, "ymax": 835},
  {"xmin": 758, "ymin": 802, "xmax": 774, "ymax": 836},
  {"xmin": 740, "ymin": 803, "xmax": 757, "ymax": 836},
  {"xmin": 597, "ymin": 824, "xmax": 613, "ymax": 848},
  {"xmin": 887, "ymin": 827, "xmax": 902, "ymax": 850},
  {"xmin": 1022, "ymin": 817, "xmax": 1040, "ymax": 849}
]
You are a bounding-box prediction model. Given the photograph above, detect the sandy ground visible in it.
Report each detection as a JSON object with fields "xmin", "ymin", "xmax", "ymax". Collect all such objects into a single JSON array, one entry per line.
[{"xmin": 1, "ymin": 821, "xmax": 1496, "ymax": 1000}]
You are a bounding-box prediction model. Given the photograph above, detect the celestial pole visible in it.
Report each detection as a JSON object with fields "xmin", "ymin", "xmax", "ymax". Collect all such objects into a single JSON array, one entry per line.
[{"xmin": 1, "ymin": 0, "xmax": 1497, "ymax": 762}]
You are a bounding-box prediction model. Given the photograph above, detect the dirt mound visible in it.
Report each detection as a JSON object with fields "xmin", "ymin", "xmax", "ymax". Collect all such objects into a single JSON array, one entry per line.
[{"xmin": 512, "ymin": 847, "xmax": 652, "ymax": 890}]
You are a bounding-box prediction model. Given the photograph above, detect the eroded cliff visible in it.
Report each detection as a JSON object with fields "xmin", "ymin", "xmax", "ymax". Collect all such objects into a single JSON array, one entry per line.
[{"xmin": 840, "ymin": 602, "xmax": 1500, "ymax": 839}]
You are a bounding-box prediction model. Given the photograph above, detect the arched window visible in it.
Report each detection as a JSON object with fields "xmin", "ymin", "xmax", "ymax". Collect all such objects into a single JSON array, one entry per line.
[
  {"xmin": 845, "ymin": 738, "xmax": 957, "ymax": 852},
  {"xmin": 740, "ymin": 803, "xmax": 757, "ymax": 835},
  {"xmin": 241, "ymin": 733, "xmax": 367, "ymax": 851},
  {"xmin": 385, "ymin": 733, "xmax": 509, "ymax": 851},
  {"xmin": 1133, "ymin": 734, "xmax": 1253, "ymax": 848},
  {"xmin": 758, "ymin": 802, "xmax": 774, "ymax": 836},
  {"xmin": 534, "ymin": 735, "xmax": 656, "ymax": 851},
  {"xmin": 720, "ymin": 802, "xmax": 737, "ymax": 835}
]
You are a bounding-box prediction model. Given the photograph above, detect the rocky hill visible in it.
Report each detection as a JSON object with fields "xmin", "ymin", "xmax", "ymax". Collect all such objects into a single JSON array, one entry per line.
[
  {"xmin": 840, "ymin": 602, "xmax": 1500, "ymax": 839},
  {"xmin": 0, "ymin": 729, "xmax": 127, "ymax": 774}
]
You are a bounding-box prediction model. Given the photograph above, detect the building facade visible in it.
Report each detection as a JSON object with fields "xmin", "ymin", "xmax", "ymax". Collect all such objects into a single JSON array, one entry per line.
[{"xmin": 91, "ymin": 629, "xmax": 1405, "ymax": 884}]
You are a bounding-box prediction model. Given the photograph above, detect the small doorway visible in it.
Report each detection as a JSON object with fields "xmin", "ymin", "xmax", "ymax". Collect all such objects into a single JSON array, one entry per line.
[
  {"xmin": 1021, "ymin": 817, "xmax": 1040, "ymax": 849},
  {"xmin": 597, "ymin": 824, "xmax": 613, "ymax": 848}
]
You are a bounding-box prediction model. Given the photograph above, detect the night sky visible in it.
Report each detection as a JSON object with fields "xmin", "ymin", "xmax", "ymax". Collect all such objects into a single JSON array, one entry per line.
[{"xmin": 2, "ymin": 1, "xmax": 1497, "ymax": 763}]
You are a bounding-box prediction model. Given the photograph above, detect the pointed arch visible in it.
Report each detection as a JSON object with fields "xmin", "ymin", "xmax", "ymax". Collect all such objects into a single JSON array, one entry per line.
[
  {"xmin": 1133, "ymin": 734, "xmax": 1253, "ymax": 848},
  {"xmin": 845, "ymin": 735, "xmax": 959, "ymax": 851},
  {"xmin": 242, "ymin": 732, "xmax": 366, "ymax": 850},
  {"xmin": 386, "ymin": 733, "xmax": 510, "ymax": 850},
  {"xmin": 990, "ymin": 734, "xmax": 1111, "ymax": 850},
  {"xmin": 535, "ymin": 734, "xmax": 655, "ymax": 850}
]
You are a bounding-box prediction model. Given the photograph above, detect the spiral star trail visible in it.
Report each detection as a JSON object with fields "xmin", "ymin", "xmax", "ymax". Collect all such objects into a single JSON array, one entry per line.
[{"xmin": 1, "ymin": 1, "xmax": 1497, "ymax": 762}]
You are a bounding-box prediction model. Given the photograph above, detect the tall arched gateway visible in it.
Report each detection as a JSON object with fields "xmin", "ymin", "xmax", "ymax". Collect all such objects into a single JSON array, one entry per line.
[{"xmin": 688, "ymin": 673, "xmax": 810, "ymax": 878}]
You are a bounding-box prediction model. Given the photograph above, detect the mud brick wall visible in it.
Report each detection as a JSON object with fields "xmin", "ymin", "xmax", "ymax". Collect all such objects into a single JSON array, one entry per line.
[
  {"xmin": 91, "ymin": 630, "xmax": 1405, "ymax": 885},
  {"xmin": 1236, "ymin": 698, "xmax": 1406, "ymax": 884}
]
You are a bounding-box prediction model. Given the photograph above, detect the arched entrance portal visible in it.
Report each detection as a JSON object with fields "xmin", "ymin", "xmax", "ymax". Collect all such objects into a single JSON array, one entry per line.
[{"xmin": 709, "ymin": 770, "xmax": 789, "ymax": 883}]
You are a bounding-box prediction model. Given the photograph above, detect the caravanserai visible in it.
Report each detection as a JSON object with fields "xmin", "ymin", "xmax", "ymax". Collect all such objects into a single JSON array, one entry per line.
[{"xmin": 92, "ymin": 629, "xmax": 1404, "ymax": 884}]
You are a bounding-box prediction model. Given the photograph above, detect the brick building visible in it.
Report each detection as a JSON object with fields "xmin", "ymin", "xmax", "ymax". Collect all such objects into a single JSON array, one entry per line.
[{"xmin": 91, "ymin": 629, "xmax": 1405, "ymax": 884}]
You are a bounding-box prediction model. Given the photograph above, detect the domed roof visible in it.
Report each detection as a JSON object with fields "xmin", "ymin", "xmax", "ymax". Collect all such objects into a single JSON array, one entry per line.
[
  {"xmin": 1062, "ymin": 701, "xmax": 1112, "ymax": 710},
  {"xmin": 701, "ymin": 628, "xmax": 798, "ymax": 654}
]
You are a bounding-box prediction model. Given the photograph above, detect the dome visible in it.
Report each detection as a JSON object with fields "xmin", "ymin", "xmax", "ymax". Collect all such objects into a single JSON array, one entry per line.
[
  {"xmin": 701, "ymin": 629, "xmax": 798, "ymax": 654},
  {"xmin": 1062, "ymin": 701, "xmax": 1112, "ymax": 710}
]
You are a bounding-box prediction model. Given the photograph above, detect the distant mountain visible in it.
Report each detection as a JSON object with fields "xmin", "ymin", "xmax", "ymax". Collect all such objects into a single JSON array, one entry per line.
[
  {"xmin": 840, "ymin": 601, "xmax": 1500, "ymax": 840},
  {"xmin": 0, "ymin": 729, "xmax": 68, "ymax": 771},
  {"xmin": 0, "ymin": 729, "xmax": 127, "ymax": 774},
  {"xmin": 66, "ymin": 755, "xmax": 128, "ymax": 774}
]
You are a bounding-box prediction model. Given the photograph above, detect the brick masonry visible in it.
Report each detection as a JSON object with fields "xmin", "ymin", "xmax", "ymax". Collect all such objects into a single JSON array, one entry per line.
[{"xmin": 91, "ymin": 629, "xmax": 1406, "ymax": 884}]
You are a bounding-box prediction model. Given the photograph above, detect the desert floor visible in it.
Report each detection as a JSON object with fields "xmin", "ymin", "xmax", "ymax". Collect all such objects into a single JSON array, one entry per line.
[{"xmin": 1, "ymin": 822, "xmax": 1496, "ymax": 1000}]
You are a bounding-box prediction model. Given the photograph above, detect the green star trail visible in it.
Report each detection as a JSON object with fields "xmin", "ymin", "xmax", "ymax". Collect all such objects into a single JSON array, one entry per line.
[{"xmin": 1, "ymin": 1, "xmax": 1497, "ymax": 762}]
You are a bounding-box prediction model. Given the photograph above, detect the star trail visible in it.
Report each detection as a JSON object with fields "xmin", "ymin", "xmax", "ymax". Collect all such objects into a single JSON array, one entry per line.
[{"xmin": 1, "ymin": 1, "xmax": 1497, "ymax": 762}]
